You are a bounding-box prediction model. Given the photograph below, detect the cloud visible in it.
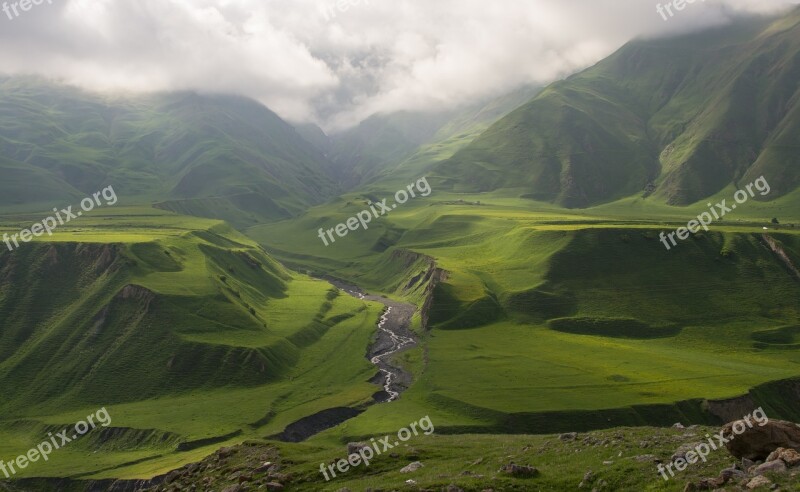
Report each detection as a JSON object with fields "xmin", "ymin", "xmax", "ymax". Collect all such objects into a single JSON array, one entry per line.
[{"xmin": 0, "ymin": 0, "xmax": 796, "ymax": 132}]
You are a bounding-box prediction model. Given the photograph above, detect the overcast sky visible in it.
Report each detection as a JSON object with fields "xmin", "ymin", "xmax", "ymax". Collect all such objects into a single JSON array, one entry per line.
[{"xmin": 0, "ymin": 0, "xmax": 797, "ymax": 132}]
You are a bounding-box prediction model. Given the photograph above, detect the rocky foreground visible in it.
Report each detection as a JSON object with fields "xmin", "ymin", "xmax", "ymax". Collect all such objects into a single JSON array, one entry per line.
[{"xmin": 125, "ymin": 419, "xmax": 800, "ymax": 491}]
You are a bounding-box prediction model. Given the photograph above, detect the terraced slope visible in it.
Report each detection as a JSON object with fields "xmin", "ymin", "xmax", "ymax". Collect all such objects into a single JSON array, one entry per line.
[{"xmin": 0, "ymin": 209, "xmax": 386, "ymax": 480}]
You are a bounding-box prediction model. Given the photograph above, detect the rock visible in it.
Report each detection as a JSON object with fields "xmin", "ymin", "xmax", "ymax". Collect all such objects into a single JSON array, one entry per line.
[
  {"xmin": 753, "ymin": 459, "xmax": 787, "ymax": 475},
  {"xmin": 254, "ymin": 462, "xmax": 275, "ymax": 474},
  {"xmin": 672, "ymin": 443, "xmax": 704, "ymax": 462},
  {"xmin": 238, "ymin": 473, "xmax": 253, "ymax": 483},
  {"xmin": 405, "ymin": 479, "xmax": 417, "ymax": 485},
  {"xmin": 444, "ymin": 485, "xmax": 464, "ymax": 492},
  {"xmin": 347, "ymin": 442, "xmax": 370, "ymax": 454},
  {"xmin": 766, "ymin": 447, "xmax": 800, "ymax": 467},
  {"xmin": 723, "ymin": 419, "xmax": 800, "ymax": 460},
  {"xmin": 165, "ymin": 470, "xmax": 182, "ymax": 484},
  {"xmin": 578, "ymin": 470, "xmax": 594, "ymax": 488},
  {"xmin": 633, "ymin": 454, "xmax": 657, "ymax": 463},
  {"xmin": 264, "ymin": 483, "xmax": 284, "ymax": 491},
  {"xmin": 673, "ymin": 423, "xmax": 685, "ymax": 429},
  {"xmin": 499, "ymin": 463, "xmax": 539, "ymax": 477},
  {"xmin": 221, "ymin": 486, "xmax": 243, "ymax": 492},
  {"xmin": 266, "ymin": 472, "xmax": 288, "ymax": 482},
  {"xmin": 743, "ymin": 458, "xmax": 755, "ymax": 470},
  {"xmin": 400, "ymin": 461, "xmax": 424, "ymax": 473},
  {"xmin": 746, "ymin": 475, "xmax": 772, "ymax": 489},
  {"xmin": 559, "ymin": 432, "xmax": 577, "ymax": 441},
  {"xmin": 696, "ymin": 477, "xmax": 724, "ymax": 490},
  {"xmin": 719, "ymin": 467, "xmax": 747, "ymax": 483},
  {"xmin": 218, "ymin": 447, "xmax": 235, "ymax": 459},
  {"xmin": 602, "ymin": 461, "xmax": 613, "ymax": 465}
]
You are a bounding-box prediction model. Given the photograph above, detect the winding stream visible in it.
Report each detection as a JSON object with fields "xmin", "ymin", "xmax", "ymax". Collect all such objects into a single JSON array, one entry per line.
[
  {"xmin": 327, "ymin": 280, "xmax": 418, "ymax": 402},
  {"xmin": 272, "ymin": 279, "xmax": 418, "ymax": 442}
]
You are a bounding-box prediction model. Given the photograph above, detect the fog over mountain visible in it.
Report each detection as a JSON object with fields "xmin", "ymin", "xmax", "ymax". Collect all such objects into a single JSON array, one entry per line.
[{"xmin": 0, "ymin": 0, "xmax": 797, "ymax": 131}]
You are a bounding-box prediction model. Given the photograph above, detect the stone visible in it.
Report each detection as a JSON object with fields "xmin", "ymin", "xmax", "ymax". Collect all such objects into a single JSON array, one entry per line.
[
  {"xmin": 400, "ymin": 461, "xmax": 424, "ymax": 473},
  {"xmin": 745, "ymin": 475, "xmax": 772, "ymax": 489},
  {"xmin": 719, "ymin": 467, "xmax": 746, "ymax": 483},
  {"xmin": 766, "ymin": 447, "xmax": 800, "ymax": 467},
  {"xmin": 347, "ymin": 442, "xmax": 370, "ymax": 455},
  {"xmin": 723, "ymin": 419, "xmax": 800, "ymax": 461},
  {"xmin": 672, "ymin": 443, "xmax": 704, "ymax": 462},
  {"xmin": 753, "ymin": 459, "xmax": 787, "ymax": 475},
  {"xmin": 254, "ymin": 462, "xmax": 275, "ymax": 474},
  {"xmin": 498, "ymin": 463, "xmax": 539, "ymax": 477}
]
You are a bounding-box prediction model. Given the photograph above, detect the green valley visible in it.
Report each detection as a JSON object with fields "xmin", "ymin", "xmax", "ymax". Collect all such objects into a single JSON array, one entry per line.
[{"xmin": 1, "ymin": 4, "xmax": 800, "ymax": 492}]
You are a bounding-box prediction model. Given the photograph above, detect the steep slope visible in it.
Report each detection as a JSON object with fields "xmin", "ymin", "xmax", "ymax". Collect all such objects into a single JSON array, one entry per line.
[
  {"xmin": 0, "ymin": 78, "xmax": 338, "ymax": 222},
  {"xmin": 0, "ymin": 217, "xmax": 365, "ymax": 415},
  {"xmin": 313, "ymin": 85, "xmax": 541, "ymax": 188},
  {"xmin": 437, "ymin": 7, "xmax": 800, "ymax": 207}
]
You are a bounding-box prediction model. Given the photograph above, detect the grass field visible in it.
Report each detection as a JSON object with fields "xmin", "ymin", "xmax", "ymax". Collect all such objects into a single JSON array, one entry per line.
[{"xmin": 0, "ymin": 187, "xmax": 798, "ymax": 484}]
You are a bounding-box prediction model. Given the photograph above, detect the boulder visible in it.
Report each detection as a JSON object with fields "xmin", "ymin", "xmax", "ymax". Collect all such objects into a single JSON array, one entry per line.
[
  {"xmin": 347, "ymin": 442, "xmax": 370, "ymax": 455},
  {"xmin": 400, "ymin": 461, "xmax": 424, "ymax": 473},
  {"xmin": 766, "ymin": 446, "xmax": 800, "ymax": 467},
  {"xmin": 499, "ymin": 463, "xmax": 539, "ymax": 477},
  {"xmin": 723, "ymin": 419, "xmax": 800, "ymax": 460},
  {"xmin": 752, "ymin": 459, "xmax": 787, "ymax": 475},
  {"xmin": 672, "ymin": 443, "xmax": 704, "ymax": 462},
  {"xmin": 745, "ymin": 475, "xmax": 772, "ymax": 490},
  {"xmin": 719, "ymin": 467, "xmax": 746, "ymax": 483}
]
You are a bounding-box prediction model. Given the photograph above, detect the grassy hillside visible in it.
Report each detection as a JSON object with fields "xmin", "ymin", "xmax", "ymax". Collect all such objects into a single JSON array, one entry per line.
[
  {"xmin": 437, "ymin": 7, "xmax": 800, "ymax": 207},
  {"xmin": 314, "ymin": 86, "xmax": 541, "ymax": 189},
  {"xmin": 0, "ymin": 208, "xmax": 388, "ymax": 480},
  {"xmin": 0, "ymin": 77, "xmax": 338, "ymax": 220},
  {"xmin": 249, "ymin": 182, "xmax": 800, "ymax": 432}
]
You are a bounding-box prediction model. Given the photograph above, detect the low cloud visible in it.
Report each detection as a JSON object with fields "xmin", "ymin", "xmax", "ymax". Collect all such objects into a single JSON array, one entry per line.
[{"xmin": 0, "ymin": 0, "xmax": 796, "ymax": 132}]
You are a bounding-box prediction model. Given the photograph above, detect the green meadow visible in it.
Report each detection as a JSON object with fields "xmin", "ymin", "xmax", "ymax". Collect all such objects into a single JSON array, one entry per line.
[{"xmin": 0, "ymin": 181, "xmax": 798, "ymax": 484}]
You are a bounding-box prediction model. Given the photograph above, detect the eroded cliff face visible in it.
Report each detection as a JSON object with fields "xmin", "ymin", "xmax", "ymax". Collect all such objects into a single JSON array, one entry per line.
[
  {"xmin": 762, "ymin": 234, "xmax": 800, "ymax": 281},
  {"xmin": 707, "ymin": 378, "xmax": 800, "ymax": 423},
  {"xmin": 390, "ymin": 248, "xmax": 448, "ymax": 329}
]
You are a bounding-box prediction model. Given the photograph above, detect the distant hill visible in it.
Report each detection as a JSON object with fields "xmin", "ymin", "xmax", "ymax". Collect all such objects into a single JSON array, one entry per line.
[
  {"xmin": 0, "ymin": 78, "xmax": 339, "ymax": 224},
  {"xmin": 437, "ymin": 7, "xmax": 800, "ymax": 207},
  {"xmin": 309, "ymin": 85, "xmax": 541, "ymax": 187}
]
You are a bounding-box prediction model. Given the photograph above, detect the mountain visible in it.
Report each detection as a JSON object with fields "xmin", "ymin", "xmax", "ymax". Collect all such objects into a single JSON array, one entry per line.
[
  {"xmin": 307, "ymin": 85, "xmax": 541, "ymax": 187},
  {"xmin": 437, "ymin": 7, "xmax": 800, "ymax": 207},
  {"xmin": 0, "ymin": 78, "xmax": 338, "ymax": 224}
]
